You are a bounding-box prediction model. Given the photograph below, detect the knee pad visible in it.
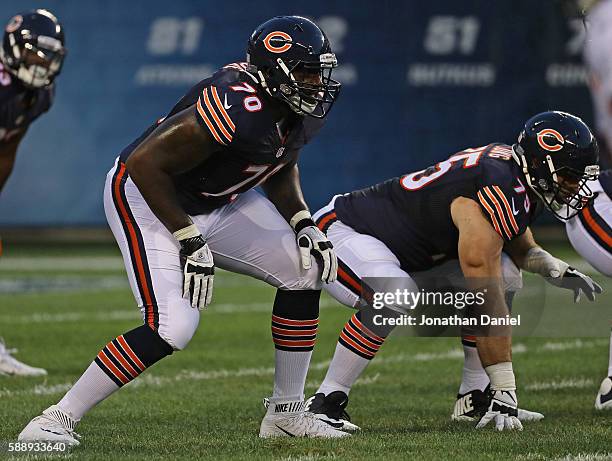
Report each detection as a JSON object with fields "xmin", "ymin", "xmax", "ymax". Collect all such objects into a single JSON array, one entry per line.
[
  {"xmin": 277, "ymin": 258, "xmax": 323, "ymax": 291},
  {"xmin": 123, "ymin": 324, "xmax": 174, "ymax": 365},
  {"xmin": 156, "ymin": 298, "xmax": 200, "ymax": 351}
]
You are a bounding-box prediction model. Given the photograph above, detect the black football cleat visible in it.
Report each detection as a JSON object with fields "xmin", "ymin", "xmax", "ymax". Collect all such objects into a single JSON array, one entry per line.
[
  {"xmin": 451, "ymin": 386, "xmax": 491, "ymax": 421},
  {"xmin": 305, "ymin": 391, "xmax": 360, "ymax": 432}
]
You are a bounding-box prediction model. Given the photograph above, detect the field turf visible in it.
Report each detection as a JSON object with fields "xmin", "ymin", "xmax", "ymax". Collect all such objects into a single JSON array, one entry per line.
[{"xmin": 0, "ymin": 242, "xmax": 610, "ymax": 460}]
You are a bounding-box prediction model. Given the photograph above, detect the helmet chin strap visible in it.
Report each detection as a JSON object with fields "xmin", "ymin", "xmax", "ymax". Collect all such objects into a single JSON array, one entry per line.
[
  {"xmin": 512, "ymin": 144, "xmax": 539, "ymax": 194},
  {"xmin": 512, "ymin": 144, "xmax": 557, "ymax": 212}
]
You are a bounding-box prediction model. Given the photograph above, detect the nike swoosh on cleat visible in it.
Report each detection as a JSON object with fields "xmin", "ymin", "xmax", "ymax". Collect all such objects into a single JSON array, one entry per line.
[
  {"xmin": 274, "ymin": 424, "xmax": 296, "ymax": 437},
  {"xmin": 600, "ymin": 391, "xmax": 612, "ymax": 404},
  {"xmin": 319, "ymin": 418, "xmax": 344, "ymax": 429},
  {"xmin": 40, "ymin": 428, "xmax": 64, "ymax": 436}
]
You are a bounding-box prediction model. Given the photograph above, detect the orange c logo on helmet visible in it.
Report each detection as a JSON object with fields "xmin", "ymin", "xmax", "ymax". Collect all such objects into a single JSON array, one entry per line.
[
  {"xmin": 263, "ymin": 31, "xmax": 292, "ymax": 53},
  {"xmin": 536, "ymin": 128, "xmax": 564, "ymax": 152},
  {"xmin": 6, "ymin": 15, "xmax": 22, "ymax": 33}
]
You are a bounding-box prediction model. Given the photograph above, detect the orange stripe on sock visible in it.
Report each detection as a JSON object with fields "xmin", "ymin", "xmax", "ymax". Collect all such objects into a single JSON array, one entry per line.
[
  {"xmin": 117, "ymin": 335, "xmax": 146, "ymax": 371},
  {"xmin": 98, "ymin": 351, "xmax": 129, "ymax": 384},
  {"xmin": 339, "ymin": 331, "xmax": 374, "ymax": 357}
]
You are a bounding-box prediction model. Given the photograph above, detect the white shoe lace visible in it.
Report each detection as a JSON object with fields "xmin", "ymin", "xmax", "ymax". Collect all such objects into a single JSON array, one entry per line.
[
  {"xmin": 42, "ymin": 407, "xmax": 81, "ymax": 440},
  {"xmin": 282, "ymin": 411, "xmax": 341, "ymax": 436}
]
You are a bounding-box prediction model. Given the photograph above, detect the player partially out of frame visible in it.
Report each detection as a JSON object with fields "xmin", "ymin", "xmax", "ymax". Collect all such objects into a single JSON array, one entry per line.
[
  {"xmin": 0, "ymin": 9, "xmax": 66, "ymax": 377},
  {"xmin": 575, "ymin": 0, "xmax": 612, "ymax": 410},
  {"xmin": 305, "ymin": 111, "xmax": 603, "ymax": 432}
]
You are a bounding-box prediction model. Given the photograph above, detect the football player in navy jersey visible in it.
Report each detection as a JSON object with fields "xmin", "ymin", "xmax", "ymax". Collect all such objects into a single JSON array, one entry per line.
[
  {"xmin": 0, "ymin": 9, "xmax": 65, "ymax": 377},
  {"xmin": 19, "ymin": 16, "xmax": 347, "ymax": 444},
  {"xmin": 305, "ymin": 111, "xmax": 603, "ymax": 432}
]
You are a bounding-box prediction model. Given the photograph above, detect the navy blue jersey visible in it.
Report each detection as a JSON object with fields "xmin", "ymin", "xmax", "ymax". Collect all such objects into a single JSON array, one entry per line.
[
  {"xmin": 0, "ymin": 63, "xmax": 54, "ymax": 144},
  {"xmin": 334, "ymin": 144, "xmax": 541, "ymax": 272},
  {"xmin": 120, "ymin": 62, "xmax": 325, "ymax": 215}
]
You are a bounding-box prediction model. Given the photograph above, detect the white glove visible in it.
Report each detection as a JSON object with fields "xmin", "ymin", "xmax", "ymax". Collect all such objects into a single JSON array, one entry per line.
[
  {"xmin": 297, "ymin": 226, "xmax": 338, "ymax": 283},
  {"xmin": 517, "ymin": 407, "xmax": 544, "ymax": 422},
  {"xmin": 476, "ymin": 389, "xmax": 523, "ymax": 431},
  {"xmin": 291, "ymin": 211, "xmax": 337, "ymax": 283},
  {"xmin": 178, "ymin": 234, "xmax": 214, "ymax": 309},
  {"xmin": 525, "ymin": 248, "xmax": 603, "ymax": 302}
]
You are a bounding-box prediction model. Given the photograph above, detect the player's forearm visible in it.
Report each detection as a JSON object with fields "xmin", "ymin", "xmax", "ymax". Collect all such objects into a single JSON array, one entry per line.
[
  {"xmin": 503, "ymin": 228, "xmax": 539, "ymax": 270},
  {"xmin": 0, "ymin": 141, "xmax": 19, "ymax": 195},
  {"xmin": 506, "ymin": 227, "xmax": 566, "ymax": 277},
  {"xmin": 126, "ymin": 155, "xmax": 192, "ymax": 234},
  {"xmin": 125, "ymin": 108, "xmax": 215, "ymax": 235},
  {"xmin": 461, "ymin": 256, "xmax": 513, "ymax": 362},
  {"xmin": 463, "ymin": 265, "xmax": 512, "ymax": 338},
  {"xmin": 262, "ymin": 163, "xmax": 309, "ymax": 223}
]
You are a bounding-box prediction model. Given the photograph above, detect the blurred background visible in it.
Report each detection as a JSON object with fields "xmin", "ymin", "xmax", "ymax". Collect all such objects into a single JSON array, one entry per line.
[
  {"xmin": 0, "ymin": 0, "xmax": 594, "ymax": 229},
  {"xmin": 1, "ymin": 5, "xmax": 610, "ymax": 454}
]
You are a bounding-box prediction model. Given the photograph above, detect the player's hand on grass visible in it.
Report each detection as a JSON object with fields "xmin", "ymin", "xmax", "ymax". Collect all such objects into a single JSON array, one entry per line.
[
  {"xmin": 179, "ymin": 234, "xmax": 214, "ymax": 309},
  {"xmin": 517, "ymin": 407, "xmax": 544, "ymax": 422},
  {"xmin": 476, "ymin": 389, "xmax": 523, "ymax": 431}
]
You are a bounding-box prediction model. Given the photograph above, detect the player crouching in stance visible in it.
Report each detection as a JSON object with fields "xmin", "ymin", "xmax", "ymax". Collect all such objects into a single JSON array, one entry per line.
[
  {"xmin": 305, "ymin": 111, "xmax": 602, "ymax": 432},
  {"xmin": 18, "ymin": 16, "xmax": 347, "ymax": 445},
  {"xmin": 0, "ymin": 9, "xmax": 65, "ymax": 377},
  {"xmin": 574, "ymin": 1, "xmax": 612, "ymax": 410},
  {"xmin": 565, "ymin": 169, "xmax": 612, "ymax": 409}
]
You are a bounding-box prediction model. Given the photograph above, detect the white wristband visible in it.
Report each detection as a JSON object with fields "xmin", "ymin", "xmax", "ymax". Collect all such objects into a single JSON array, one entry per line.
[
  {"xmin": 485, "ymin": 362, "xmax": 516, "ymax": 391},
  {"xmin": 524, "ymin": 247, "xmax": 567, "ymax": 278},
  {"xmin": 289, "ymin": 210, "xmax": 312, "ymax": 230},
  {"xmin": 172, "ymin": 224, "xmax": 200, "ymax": 241}
]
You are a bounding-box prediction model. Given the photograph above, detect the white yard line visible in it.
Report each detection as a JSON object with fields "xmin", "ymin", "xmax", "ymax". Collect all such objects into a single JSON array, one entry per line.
[
  {"xmin": 553, "ymin": 455, "xmax": 612, "ymax": 461},
  {"xmin": 0, "ymin": 339, "xmax": 605, "ymax": 399},
  {"xmin": 0, "ymin": 276, "xmax": 129, "ymax": 294},
  {"xmin": 0, "ymin": 299, "xmax": 341, "ymax": 324},
  {"xmin": 525, "ymin": 378, "xmax": 594, "ymax": 391},
  {"xmin": 0, "ymin": 257, "xmax": 125, "ymax": 271},
  {"xmin": 0, "ymin": 256, "xmax": 598, "ymax": 274}
]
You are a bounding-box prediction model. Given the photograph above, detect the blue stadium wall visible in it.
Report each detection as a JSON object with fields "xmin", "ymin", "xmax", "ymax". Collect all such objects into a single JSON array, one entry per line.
[{"xmin": 0, "ymin": 0, "xmax": 591, "ymax": 225}]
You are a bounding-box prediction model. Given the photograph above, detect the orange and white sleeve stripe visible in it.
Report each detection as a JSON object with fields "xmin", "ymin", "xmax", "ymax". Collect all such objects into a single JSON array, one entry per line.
[
  {"xmin": 195, "ymin": 86, "xmax": 235, "ymax": 146},
  {"xmin": 477, "ymin": 186, "xmax": 520, "ymax": 241}
]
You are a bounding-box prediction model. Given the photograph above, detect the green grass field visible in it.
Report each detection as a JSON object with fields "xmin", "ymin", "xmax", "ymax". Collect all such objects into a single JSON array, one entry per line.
[{"xmin": 0, "ymin": 242, "xmax": 611, "ymax": 460}]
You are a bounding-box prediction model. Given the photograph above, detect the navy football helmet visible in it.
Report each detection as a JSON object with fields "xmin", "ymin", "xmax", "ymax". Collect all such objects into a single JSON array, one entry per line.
[
  {"xmin": 513, "ymin": 111, "xmax": 600, "ymax": 220},
  {"xmin": 246, "ymin": 16, "xmax": 340, "ymax": 118},
  {"xmin": 1, "ymin": 9, "xmax": 66, "ymax": 88}
]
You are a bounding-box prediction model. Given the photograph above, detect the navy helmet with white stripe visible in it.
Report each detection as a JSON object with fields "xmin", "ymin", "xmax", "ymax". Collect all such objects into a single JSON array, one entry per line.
[
  {"xmin": 246, "ymin": 16, "xmax": 340, "ymax": 118},
  {"xmin": 513, "ymin": 111, "xmax": 600, "ymax": 220},
  {"xmin": 1, "ymin": 9, "xmax": 66, "ymax": 88}
]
